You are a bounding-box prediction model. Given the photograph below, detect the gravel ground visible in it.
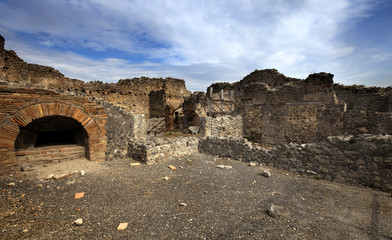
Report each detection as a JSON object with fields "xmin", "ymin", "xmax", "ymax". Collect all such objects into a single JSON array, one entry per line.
[{"xmin": 1, "ymin": 153, "xmax": 391, "ymax": 240}]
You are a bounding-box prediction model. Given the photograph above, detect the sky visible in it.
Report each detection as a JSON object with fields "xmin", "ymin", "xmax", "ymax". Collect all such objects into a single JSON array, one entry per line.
[{"xmin": 0, "ymin": 0, "xmax": 391, "ymax": 91}]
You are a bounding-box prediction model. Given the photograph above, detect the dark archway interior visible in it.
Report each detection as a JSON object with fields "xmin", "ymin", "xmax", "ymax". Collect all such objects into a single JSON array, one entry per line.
[{"xmin": 15, "ymin": 116, "xmax": 88, "ymax": 149}]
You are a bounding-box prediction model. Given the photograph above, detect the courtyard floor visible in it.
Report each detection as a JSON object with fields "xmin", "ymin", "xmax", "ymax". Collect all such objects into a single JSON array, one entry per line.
[{"xmin": 1, "ymin": 153, "xmax": 391, "ymax": 239}]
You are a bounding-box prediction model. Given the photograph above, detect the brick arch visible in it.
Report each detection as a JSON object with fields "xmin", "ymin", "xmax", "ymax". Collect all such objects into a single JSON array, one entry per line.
[{"xmin": 0, "ymin": 102, "xmax": 106, "ymax": 167}]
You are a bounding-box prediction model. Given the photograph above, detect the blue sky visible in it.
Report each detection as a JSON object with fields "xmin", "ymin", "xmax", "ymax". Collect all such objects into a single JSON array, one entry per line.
[{"xmin": 0, "ymin": 0, "xmax": 391, "ymax": 91}]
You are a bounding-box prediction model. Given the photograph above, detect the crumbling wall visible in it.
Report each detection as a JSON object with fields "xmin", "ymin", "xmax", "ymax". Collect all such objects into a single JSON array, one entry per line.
[
  {"xmin": 199, "ymin": 134, "xmax": 392, "ymax": 192},
  {"xmin": 204, "ymin": 69, "xmax": 391, "ymax": 145},
  {"xmin": 200, "ymin": 115, "xmax": 243, "ymax": 139},
  {"xmin": 128, "ymin": 137, "xmax": 199, "ymax": 164},
  {"xmin": 146, "ymin": 117, "xmax": 165, "ymax": 135},
  {"xmin": 334, "ymin": 85, "xmax": 392, "ymax": 112},
  {"xmin": 0, "ymin": 35, "xmax": 190, "ymax": 119},
  {"xmin": 101, "ymin": 99, "xmax": 146, "ymax": 159}
]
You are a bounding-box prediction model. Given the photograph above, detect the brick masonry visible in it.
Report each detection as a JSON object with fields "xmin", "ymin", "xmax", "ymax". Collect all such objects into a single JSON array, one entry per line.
[{"xmin": 0, "ymin": 86, "xmax": 107, "ymax": 170}]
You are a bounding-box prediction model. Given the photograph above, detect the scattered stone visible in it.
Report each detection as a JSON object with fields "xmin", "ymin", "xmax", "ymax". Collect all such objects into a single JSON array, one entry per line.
[
  {"xmin": 21, "ymin": 165, "xmax": 34, "ymax": 172},
  {"xmin": 179, "ymin": 203, "xmax": 187, "ymax": 207},
  {"xmin": 249, "ymin": 162, "xmax": 257, "ymax": 167},
  {"xmin": 216, "ymin": 165, "xmax": 232, "ymax": 169},
  {"xmin": 117, "ymin": 222, "xmax": 128, "ymax": 231},
  {"xmin": 262, "ymin": 170, "xmax": 271, "ymax": 177},
  {"xmin": 53, "ymin": 173, "xmax": 70, "ymax": 180},
  {"xmin": 22, "ymin": 228, "xmax": 29, "ymax": 233},
  {"xmin": 80, "ymin": 170, "xmax": 85, "ymax": 176},
  {"xmin": 306, "ymin": 170, "xmax": 317, "ymax": 175},
  {"xmin": 8, "ymin": 182, "xmax": 16, "ymax": 187},
  {"xmin": 74, "ymin": 192, "xmax": 85, "ymax": 199},
  {"xmin": 168, "ymin": 165, "xmax": 176, "ymax": 170},
  {"xmin": 46, "ymin": 174, "xmax": 55, "ymax": 180},
  {"xmin": 129, "ymin": 162, "xmax": 141, "ymax": 167},
  {"xmin": 163, "ymin": 176, "xmax": 169, "ymax": 181},
  {"xmin": 74, "ymin": 218, "xmax": 83, "ymax": 226},
  {"xmin": 266, "ymin": 204, "xmax": 279, "ymax": 218},
  {"xmin": 37, "ymin": 184, "xmax": 43, "ymax": 188}
]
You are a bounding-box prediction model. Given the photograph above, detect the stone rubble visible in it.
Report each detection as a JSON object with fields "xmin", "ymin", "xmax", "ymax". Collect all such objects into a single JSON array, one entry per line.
[{"xmin": 128, "ymin": 137, "xmax": 199, "ymax": 164}]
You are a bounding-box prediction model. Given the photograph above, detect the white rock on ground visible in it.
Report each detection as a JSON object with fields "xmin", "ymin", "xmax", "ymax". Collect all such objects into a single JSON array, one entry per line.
[
  {"xmin": 216, "ymin": 165, "xmax": 232, "ymax": 169},
  {"xmin": 262, "ymin": 170, "xmax": 271, "ymax": 177},
  {"xmin": 74, "ymin": 219, "xmax": 83, "ymax": 226}
]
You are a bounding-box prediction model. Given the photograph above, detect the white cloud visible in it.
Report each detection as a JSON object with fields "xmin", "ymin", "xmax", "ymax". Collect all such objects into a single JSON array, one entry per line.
[
  {"xmin": 371, "ymin": 52, "xmax": 392, "ymax": 62},
  {"xmin": 0, "ymin": 0, "xmax": 390, "ymax": 90}
]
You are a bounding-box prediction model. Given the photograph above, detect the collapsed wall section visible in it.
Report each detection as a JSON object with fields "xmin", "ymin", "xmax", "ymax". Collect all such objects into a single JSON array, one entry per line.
[
  {"xmin": 199, "ymin": 134, "xmax": 392, "ymax": 192},
  {"xmin": 203, "ymin": 69, "xmax": 392, "ymax": 145},
  {"xmin": 128, "ymin": 137, "xmax": 199, "ymax": 164}
]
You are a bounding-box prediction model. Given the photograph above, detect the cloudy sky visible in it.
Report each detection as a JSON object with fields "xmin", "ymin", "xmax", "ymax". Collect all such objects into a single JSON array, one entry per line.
[{"xmin": 0, "ymin": 0, "xmax": 391, "ymax": 91}]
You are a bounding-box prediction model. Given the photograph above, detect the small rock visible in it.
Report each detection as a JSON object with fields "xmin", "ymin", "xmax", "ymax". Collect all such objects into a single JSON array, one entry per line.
[
  {"xmin": 262, "ymin": 170, "xmax": 271, "ymax": 177},
  {"xmin": 80, "ymin": 170, "xmax": 85, "ymax": 176},
  {"xmin": 74, "ymin": 218, "xmax": 83, "ymax": 226},
  {"xmin": 129, "ymin": 162, "xmax": 141, "ymax": 167},
  {"xmin": 168, "ymin": 165, "xmax": 176, "ymax": 170},
  {"xmin": 21, "ymin": 165, "xmax": 34, "ymax": 172},
  {"xmin": 163, "ymin": 176, "xmax": 169, "ymax": 181},
  {"xmin": 53, "ymin": 173, "xmax": 69, "ymax": 180},
  {"xmin": 216, "ymin": 165, "xmax": 232, "ymax": 169},
  {"xmin": 74, "ymin": 192, "xmax": 85, "ymax": 199},
  {"xmin": 37, "ymin": 184, "xmax": 43, "ymax": 188},
  {"xmin": 46, "ymin": 174, "xmax": 55, "ymax": 179},
  {"xmin": 22, "ymin": 228, "xmax": 29, "ymax": 233},
  {"xmin": 249, "ymin": 162, "xmax": 257, "ymax": 167},
  {"xmin": 117, "ymin": 222, "xmax": 128, "ymax": 231},
  {"xmin": 179, "ymin": 203, "xmax": 187, "ymax": 207},
  {"xmin": 306, "ymin": 170, "xmax": 317, "ymax": 175},
  {"xmin": 8, "ymin": 182, "xmax": 16, "ymax": 186},
  {"xmin": 266, "ymin": 204, "xmax": 279, "ymax": 218}
]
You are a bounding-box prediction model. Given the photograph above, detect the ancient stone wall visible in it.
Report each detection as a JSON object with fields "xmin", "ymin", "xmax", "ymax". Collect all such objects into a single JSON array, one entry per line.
[
  {"xmin": 128, "ymin": 136, "xmax": 199, "ymax": 164},
  {"xmin": 199, "ymin": 134, "xmax": 392, "ymax": 192},
  {"xmin": 202, "ymin": 69, "xmax": 391, "ymax": 145},
  {"xmin": 99, "ymin": 99, "xmax": 146, "ymax": 159},
  {"xmin": 0, "ymin": 35, "xmax": 190, "ymax": 119},
  {"xmin": 200, "ymin": 115, "xmax": 243, "ymax": 139},
  {"xmin": 334, "ymin": 85, "xmax": 392, "ymax": 112},
  {"xmin": 0, "ymin": 86, "xmax": 107, "ymax": 170},
  {"xmin": 147, "ymin": 117, "xmax": 165, "ymax": 135}
]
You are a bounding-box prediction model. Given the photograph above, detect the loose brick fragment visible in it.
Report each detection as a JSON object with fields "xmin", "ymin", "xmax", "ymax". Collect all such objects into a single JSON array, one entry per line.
[
  {"xmin": 74, "ymin": 192, "xmax": 85, "ymax": 199},
  {"xmin": 53, "ymin": 173, "xmax": 70, "ymax": 180},
  {"xmin": 167, "ymin": 165, "xmax": 176, "ymax": 170},
  {"xmin": 117, "ymin": 222, "xmax": 128, "ymax": 231},
  {"xmin": 129, "ymin": 162, "xmax": 141, "ymax": 167}
]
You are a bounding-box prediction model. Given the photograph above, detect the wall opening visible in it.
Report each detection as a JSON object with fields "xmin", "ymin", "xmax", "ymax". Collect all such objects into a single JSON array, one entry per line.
[{"xmin": 15, "ymin": 116, "xmax": 89, "ymax": 163}]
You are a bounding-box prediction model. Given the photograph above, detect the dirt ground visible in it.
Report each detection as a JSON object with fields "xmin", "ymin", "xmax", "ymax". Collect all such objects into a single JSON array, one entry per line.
[{"xmin": 1, "ymin": 153, "xmax": 391, "ymax": 240}]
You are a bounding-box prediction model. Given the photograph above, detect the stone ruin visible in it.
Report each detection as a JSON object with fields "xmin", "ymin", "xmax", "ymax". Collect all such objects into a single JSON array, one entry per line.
[{"xmin": 0, "ymin": 34, "xmax": 391, "ymax": 192}]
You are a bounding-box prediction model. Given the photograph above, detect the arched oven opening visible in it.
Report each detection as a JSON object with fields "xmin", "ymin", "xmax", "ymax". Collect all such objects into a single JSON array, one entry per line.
[{"xmin": 15, "ymin": 116, "xmax": 89, "ymax": 164}]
